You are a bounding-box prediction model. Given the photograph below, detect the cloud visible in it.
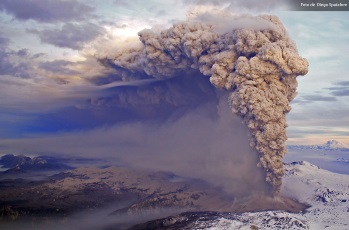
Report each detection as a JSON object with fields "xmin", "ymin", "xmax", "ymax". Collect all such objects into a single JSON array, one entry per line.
[
  {"xmin": 287, "ymin": 127, "xmax": 349, "ymax": 138},
  {"xmin": 0, "ymin": 0, "xmax": 94, "ymax": 23},
  {"xmin": 0, "ymin": 75, "xmax": 78, "ymax": 113},
  {"xmin": 0, "ymin": 35, "xmax": 58, "ymax": 81},
  {"xmin": 294, "ymin": 95, "xmax": 338, "ymax": 104},
  {"xmin": 0, "ymin": 35, "xmax": 34, "ymax": 78},
  {"xmin": 288, "ymin": 104, "xmax": 349, "ymax": 129},
  {"xmin": 0, "ymin": 57, "xmax": 154, "ymax": 116},
  {"xmin": 334, "ymin": 81, "xmax": 349, "ymax": 86},
  {"xmin": 325, "ymin": 81, "xmax": 349, "ymax": 97},
  {"xmin": 0, "ymin": 51, "xmax": 108, "ymax": 116},
  {"xmin": 192, "ymin": 12, "xmax": 279, "ymax": 34},
  {"xmin": 185, "ymin": 0, "xmax": 290, "ymax": 13},
  {"xmin": 29, "ymin": 23, "xmax": 106, "ymax": 50},
  {"xmin": 286, "ymin": 125, "xmax": 349, "ymax": 146},
  {"xmin": 185, "ymin": 0, "xmax": 231, "ymax": 4},
  {"xmin": 15, "ymin": 49, "xmax": 29, "ymax": 57},
  {"xmin": 309, "ymin": 95, "xmax": 337, "ymax": 101},
  {"xmin": 114, "ymin": 0, "xmax": 132, "ymax": 6},
  {"xmin": 39, "ymin": 60, "xmax": 80, "ymax": 76},
  {"xmin": 0, "ymin": 34, "xmax": 130, "ymax": 118},
  {"xmin": 330, "ymin": 89, "xmax": 349, "ymax": 97},
  {"xmin": 226, "ymin": 0, "xmax": 290, "ymax": 12},
  {"xmin": 0, "ymin": 34, "xmax": 10, "ymax": 47}
]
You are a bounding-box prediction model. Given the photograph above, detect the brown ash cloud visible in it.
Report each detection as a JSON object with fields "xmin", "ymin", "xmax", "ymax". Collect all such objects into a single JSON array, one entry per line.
[{"xmin": 93, "ymin": 14, "xmax": 308, "ymax": 195}]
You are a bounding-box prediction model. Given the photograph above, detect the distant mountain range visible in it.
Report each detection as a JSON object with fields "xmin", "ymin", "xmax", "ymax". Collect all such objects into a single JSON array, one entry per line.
[
  {"xmin": 287, "ymin": 140, "xmax": 349, "ymax": 151},
  {"xmin": 0, "ymin": 154, "xmax": 73, "ymax": 173},
  {"xmin": 0, "ymin": 154, "xmax": 109, "ymax": 174}
]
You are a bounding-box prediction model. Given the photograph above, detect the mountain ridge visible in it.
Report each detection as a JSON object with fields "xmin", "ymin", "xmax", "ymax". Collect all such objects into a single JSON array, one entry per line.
[{"xmin": 287, "ymin": 139, "xmax": 349, "ymax": 151}]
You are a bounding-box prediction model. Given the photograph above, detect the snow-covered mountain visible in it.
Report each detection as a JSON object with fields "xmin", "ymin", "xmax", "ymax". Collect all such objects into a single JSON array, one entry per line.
[
  {"xmin": 288, "ymin": 139, "xmax": 349, "ymax": 151},
  {"xmin": 323, "ymin": 139, "xmax": 349, "ymax": 149},
  {"xmin": 0, "ymin": 154, "xmax": 73, "ymax": 172},
  {"xmin": 131, "ymin": 161, "xmax": 349, "ymax": 230}
]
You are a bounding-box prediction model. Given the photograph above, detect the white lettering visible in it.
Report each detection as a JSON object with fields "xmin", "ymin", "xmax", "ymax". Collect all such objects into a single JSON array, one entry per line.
[
  {"xmin": 317, "ymin": 3, "xmax": 328, "ymax": 7},
  {"xmin": 329, "ymin": 2, "xmax": 348, "ymax": 7}
]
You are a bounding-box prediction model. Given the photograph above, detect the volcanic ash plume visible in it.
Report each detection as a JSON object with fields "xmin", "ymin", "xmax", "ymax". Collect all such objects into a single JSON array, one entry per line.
[{"xmin": 100, "ymin": 15, "xmax": 308, "ymax": 194}]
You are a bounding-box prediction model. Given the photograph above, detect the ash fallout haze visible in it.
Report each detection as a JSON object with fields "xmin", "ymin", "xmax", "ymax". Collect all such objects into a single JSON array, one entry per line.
[{"xmin": 0, "ymin": 0, "xmax": 348, "ymax": 229}]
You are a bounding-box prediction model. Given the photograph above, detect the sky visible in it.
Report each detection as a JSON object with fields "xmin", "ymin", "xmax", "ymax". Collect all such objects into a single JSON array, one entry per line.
[{"xmin": 0, "ymin": 0, "xmax": 348, "ymax": 154}]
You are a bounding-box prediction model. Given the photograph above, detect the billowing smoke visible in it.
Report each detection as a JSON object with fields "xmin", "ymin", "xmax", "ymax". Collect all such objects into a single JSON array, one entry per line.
[{"xmin": 93, "ymin": 14, "xmax": 308, "ymax": 195}]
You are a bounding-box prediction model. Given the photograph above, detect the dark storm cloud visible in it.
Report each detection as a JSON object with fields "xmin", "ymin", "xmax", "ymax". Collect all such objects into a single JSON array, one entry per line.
[
  {"xmin": 0, "ymin": 0, "xmax": 94, "ymax": 23},
  {"xmin": 29, "ymin": 23, "xmax": 105, "ymax": 50},
  {"xmin": 325, "ymin": 81, "xmax": 349, "ymax": 97}
]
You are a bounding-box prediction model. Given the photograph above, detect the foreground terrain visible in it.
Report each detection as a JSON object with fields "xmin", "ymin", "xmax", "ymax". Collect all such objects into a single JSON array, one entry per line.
[
  {"xmin": 0, "ymin": 154, "xmax": 348, "ymax": 229},
  {"xmin": 131, "ymin": 161, "xmax": 349, "ymax": 229}
]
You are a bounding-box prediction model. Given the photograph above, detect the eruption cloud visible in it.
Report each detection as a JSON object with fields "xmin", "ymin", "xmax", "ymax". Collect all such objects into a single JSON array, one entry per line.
[{"xmin": 97, "ymin": 14, "xmax": 308, "ymax": 195}]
